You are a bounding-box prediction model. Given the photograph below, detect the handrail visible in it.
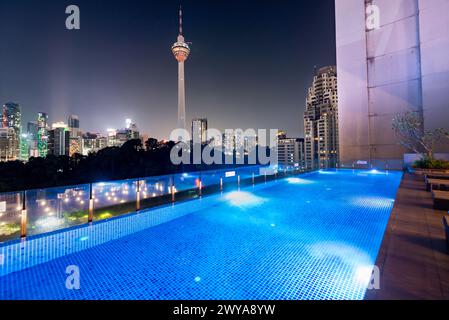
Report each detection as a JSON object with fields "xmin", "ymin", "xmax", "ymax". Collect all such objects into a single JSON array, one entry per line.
[{"xmin": 0, "ymin": 164, "xmax": 309, "ymax": 243}]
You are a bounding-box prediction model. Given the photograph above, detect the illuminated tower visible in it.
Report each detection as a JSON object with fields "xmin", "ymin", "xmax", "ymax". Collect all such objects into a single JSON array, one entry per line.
[
  {"xmin": 171, "ymin": 5, "xmax": 190, "ymax": 133},
  {"xmin": 37, "ymin": 112, "xmax": 48, "ymax": 158}
]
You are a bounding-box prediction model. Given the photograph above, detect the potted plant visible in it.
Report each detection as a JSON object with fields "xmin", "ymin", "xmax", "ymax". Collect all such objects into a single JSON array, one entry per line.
[{"xmin": 392, "ymin": 111, "xmax": 449, "ymax": 174}]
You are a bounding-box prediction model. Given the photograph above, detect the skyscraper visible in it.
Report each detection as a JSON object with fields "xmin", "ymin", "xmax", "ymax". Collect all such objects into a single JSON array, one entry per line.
[
  {"xmin": 2, "ymin": 103, "xmax": 21, "ymax": 134},
  {"xmin": 82, "ymin": 132, "xmax": 107, "ymax": 155},
  {"xmin": 27, "ymin": 121, "xmax": 39, "ymax": 157},
  {"xmin": 68, "ymin": 115, "xmax": 81, "ymax": 156},
  {"xmin": 278, "ymin": 137, "xmax": 305, "ymax": 169},
  {"xmin": 48, "ymin": 128, "xmax": 70, "ymax": 156},
  {"xmin": 1, "ymin": 102, "xmax": 21, "ymax": 160},
  {"xmin": 0, "ymin": 128, "xmax": 18, "ymax": 162},
  {"xmin": 172, "ymin": 6, "xmax": 190, "ymax": 134},
  {"xmin": 68, "ymin": 115, "xmax": 80, "ymax": 138},
  {"xmin": 191, "ymin": 118, "xmax": 208, "ymax": 144},
  {"xmin": 37, "ymin": 112, "xmax": 49, "ymax": 158},
  {"xmin": 336, "ymin": 0, "xmax": 449, "ymax": 168},
  {"xmin": 304, "ymin": 66, "xmax": 339, "ymax": 169}
]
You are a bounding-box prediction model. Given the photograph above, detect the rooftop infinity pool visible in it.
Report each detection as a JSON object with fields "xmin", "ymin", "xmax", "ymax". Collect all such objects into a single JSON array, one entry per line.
[{"xmin": 0, "ymin": 169, "xmax": 402, "ymax": 300}]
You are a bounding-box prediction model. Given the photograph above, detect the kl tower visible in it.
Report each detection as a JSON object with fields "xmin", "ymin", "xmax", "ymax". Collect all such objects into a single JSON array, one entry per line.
[{"xmin": 172, "ymin": 5, "xmax": 190, "ymax": 133}]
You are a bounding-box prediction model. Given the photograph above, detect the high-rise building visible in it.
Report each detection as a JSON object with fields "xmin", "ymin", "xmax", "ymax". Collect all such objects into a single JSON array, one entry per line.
[
  {"xmin": 20, "ymin": 134, "xmax": 31, "ymax": 161},
  {"xmin": 51, "ymin": 121, "xmax": 68, "ymax": 129},
  {"xmin": 69, "ymin": 138, "xmax": 82, "ymax": 156},
  {"xmin": 82, "ymin": 132, "xmax": 107, "ymax": 155},
  {"xmin": 244, "ymin": 134, "xmax": 258, "ymax": 156},
  {"xmin": 107, "ymin": 129, "xmax": 119, "ymax": 147},
  {"xmin": 191, "ymin": 118, "xmax": 208, "ymax": 144},
  {"xmin": 125, "ymin": 119, "xmax": 140, "ymax": 140},
  {"xmin": 2, "ymin": 103, "xmax": 21, "ymax": 134},
  {"xmin": 37, "ymin": 112, "xmax": 49, "ymax": 158},
  {"xmin": 277, "ymin": 130, "xmax": 287, "ymax": 140},
  {"xmin": 336, "ymin": 0, "xmax": 449, "ymax": 168},
  {"xmin": 304, "ymin": 66, "xmax": 339, "ymax": 169},
  {"xmin": 68, "ymin": 115, "xmax": 79, "ymax": 130},
  {"xmin": 172, "ymin": 6, "xmax": 190, "ymax": 134},
  {"xmin": 278, "ymin": 138, "xmax": 305, "ymax": 169},
  {"xmin": 26, "ymin": 121, "xmax": 39, "ymax": 157},
  {"xmin": 0, "ymin": 128, "xmax": 19, "ymax": 162},
  {"xmin": 48, "ymin": 128, "xmax": 70, "ymax": 156},
  {"xmin": 68, "ymin": 115, "xmax": 81, "ymax": 146},
  {"xmin": 1, "ymin": 102, "xmax": 21, "ymax": 160}
]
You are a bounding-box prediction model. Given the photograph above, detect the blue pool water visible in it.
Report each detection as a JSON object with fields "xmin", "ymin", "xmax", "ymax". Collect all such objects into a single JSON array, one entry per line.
[{"xmin": 0, "ymin": 169, "xmax": 402, "ymax": 300}]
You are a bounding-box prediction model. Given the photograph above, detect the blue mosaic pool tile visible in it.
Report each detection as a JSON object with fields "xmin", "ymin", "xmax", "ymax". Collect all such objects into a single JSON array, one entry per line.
[{"xmin": 0, "ymin": 170, "xmax": 402, "ymax": 300}]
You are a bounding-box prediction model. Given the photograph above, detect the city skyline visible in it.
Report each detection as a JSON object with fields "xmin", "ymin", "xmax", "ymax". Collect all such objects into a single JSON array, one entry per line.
[{"xmin": 0, "ymin": 0, "xmax": 336, "ymax": 140}]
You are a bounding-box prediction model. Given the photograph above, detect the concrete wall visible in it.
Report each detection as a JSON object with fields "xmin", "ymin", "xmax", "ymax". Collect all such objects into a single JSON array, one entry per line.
[
  {"xmin": 336, "ymin": 0, "xmax": 449, "ymax": 167},
  {"xmin": 419, "ymin": 0, "xmax": 449, "ymax": 151},
  {"xmin": 335, "ymin": 0, "xmax": 370, "ymax": 164}
]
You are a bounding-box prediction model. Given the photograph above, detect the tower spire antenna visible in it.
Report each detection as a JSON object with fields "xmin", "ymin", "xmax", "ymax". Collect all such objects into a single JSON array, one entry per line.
[
  {"xmin": 179, "ymin": 4, "xmax": 183, "ymax": 36},
  {"xmin": 172, "ymin": 4, "xmax": 190, "ymax": 135}
]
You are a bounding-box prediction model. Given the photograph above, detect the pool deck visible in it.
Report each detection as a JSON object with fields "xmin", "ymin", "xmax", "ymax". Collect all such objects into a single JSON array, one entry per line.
[{"xmin": 366, "ymin": 173, "xmax": 449, "ymax": 300}]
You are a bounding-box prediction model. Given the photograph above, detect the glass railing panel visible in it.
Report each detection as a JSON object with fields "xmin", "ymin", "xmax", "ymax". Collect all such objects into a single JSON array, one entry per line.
[
  {"xmin": 199, "ymin": 170, "xmax": 222, "ymax": 188},
  {"xmin": 0, "ymin": 191, "xmax": 22, "ymax": 243},
  {"xmin": 92, "ymin": 179, "xmax": 137, "ymax": 220},
  {"xmin": 173, "ymin": 172, "xmax": 201, "ymax": 192},
  {"xmin": 26, "ymin": 184, "xmax": 90, "ymax": 236},
  {"xmin": 140, "ymin": 175, "xmax": 171, "ymax": 198}
]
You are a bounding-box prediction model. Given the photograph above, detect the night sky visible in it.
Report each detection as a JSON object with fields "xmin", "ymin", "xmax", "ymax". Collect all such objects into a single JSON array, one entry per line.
[{"xmin": 0, "ymin": 0, "xmax": 336, "ymax": 139}]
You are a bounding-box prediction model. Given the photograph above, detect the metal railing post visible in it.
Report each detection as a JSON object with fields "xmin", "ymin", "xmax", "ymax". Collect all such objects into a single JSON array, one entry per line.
[
  {"xmin": 20, "ymin": 190, "xmax": 27, "ymax": 239},
  {"xmin": 136, "ymin": 180, "xmax": 141, "ymax": 211},
  {"xmin": 171, "ymin": 176, "xmax": 175, "ymax": 203},
  {"xmin": 88, "ymin": 183, "xmax": 94, "ymax": 223},
  {"xmin": 220, "ymin": 177, "xmax": 223, "ymax": 192}
]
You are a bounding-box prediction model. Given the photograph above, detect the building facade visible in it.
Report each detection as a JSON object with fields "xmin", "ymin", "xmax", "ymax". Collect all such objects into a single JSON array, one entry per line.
[
  {"xmin": 0, "ymin": 128, "xmax": 19, "ymax": 161},
  {"xmin": 82, "ymin": 133, "xmax": 108, "ymax": 155},
  {"xmin": 336, "ymin": 0, "xmax": 449, "ymax": 168},
  {"xmin": 278, "ymin": 138, "xmax": 305, "ymax": 169},
  {"xmin": 1, "ymin": 102, "xmax": 21, "ymax": 160},
  {"xmin": 48, "ymin": 128, "xmax": 70, "ymax": 156},
  {"xmin": 191, "ymin": 118, "xmax": 208, "ymax": 144},
  {"xmin": 304, "ymin": 66, "xmax": 339, "ymax": 169},
  {"xmin": 37, "ymin": 112, "xmax": 49, "ymax": 158},
  {"xmin": 68, "ymin": 115, "xmax": 80, "ymax": 137}
]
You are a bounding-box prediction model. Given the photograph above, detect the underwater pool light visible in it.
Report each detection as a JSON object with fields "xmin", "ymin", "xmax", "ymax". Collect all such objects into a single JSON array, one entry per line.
[
  {"xmin": 354, "ymin": 265, "xmax": 374, "ymax": 286},
  {"xmin": 224, "ymin": 191, "xmax": 265, "ymax": 208},
  {"xmin": 286, "ymin": 178, "xmax": 313, "ymax": 185}
]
